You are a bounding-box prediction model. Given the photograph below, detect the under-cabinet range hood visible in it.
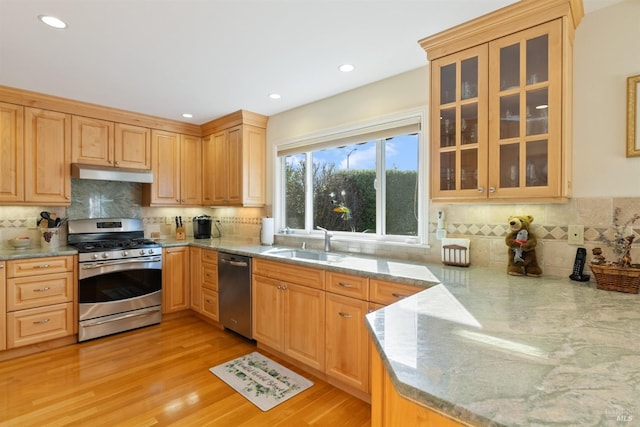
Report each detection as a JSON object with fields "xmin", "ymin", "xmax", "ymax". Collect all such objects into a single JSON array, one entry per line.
[{"xmin": 71, "ymin": 164, "xmax": 154, "ymax": 184}]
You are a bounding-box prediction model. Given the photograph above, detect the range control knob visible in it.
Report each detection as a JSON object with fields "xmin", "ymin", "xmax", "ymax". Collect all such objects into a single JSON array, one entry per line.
[
  {"xmin": 101, "ymin": 252, "xmax": 109, "ymax": 259},
  {"xmin": 92, "ymin": 253, "xmax": 99, "ymax": 260},
  {"xmin": 139, "ymin": 250, "xmax": 146, "ymax": 256},
  {"xmin": 122, "ymin": 251, "xmax": 128, "ymax": 257},
  {"xmin": 147, "ymin": 249, "xmax": 155, "ymax": 255}
]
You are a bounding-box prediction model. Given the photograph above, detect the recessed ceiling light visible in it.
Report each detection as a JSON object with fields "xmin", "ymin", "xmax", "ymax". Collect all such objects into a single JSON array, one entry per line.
[
  {"xmin": 181, "ymin": 113, "xmax": 193, "ymax": 118},
  {"xmin": 38, "ymin": 15, "xmax": 67, "ymax": 29},
  {"xmin": 268, "ymin": 93, "xmax": 281, "ymax": 100},
  {"xmin": 338, "ymin": 64, "xmax": 355, "ymax": 73}
]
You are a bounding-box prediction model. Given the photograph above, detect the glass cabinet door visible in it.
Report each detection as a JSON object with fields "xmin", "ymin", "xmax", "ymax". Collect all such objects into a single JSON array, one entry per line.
[
  {"xmin": 431, "ymin": 45, "xmax": 487, "ymax": 200},
  {"xmin": 488, "ymin": 20, "xmax": 561, "ymax": 199}
]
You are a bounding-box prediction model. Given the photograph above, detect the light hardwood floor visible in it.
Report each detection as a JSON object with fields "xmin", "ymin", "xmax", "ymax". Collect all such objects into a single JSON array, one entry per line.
[{"xmin": 0, "ymin": 314, "xmax": 372, "ymax": 427}]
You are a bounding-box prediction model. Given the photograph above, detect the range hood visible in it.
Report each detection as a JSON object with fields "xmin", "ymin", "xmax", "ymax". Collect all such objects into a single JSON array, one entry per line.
[{"xmin": 71, "ymin": 164, "xmax": 154, "ymax": 184}]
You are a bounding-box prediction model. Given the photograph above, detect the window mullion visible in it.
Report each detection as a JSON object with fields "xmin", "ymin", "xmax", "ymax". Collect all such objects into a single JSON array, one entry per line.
[
  {"xmin": 305, "ymin": 152, "xmax": 314, "ymax": 233},
  {"xmin": 377, "ymin": 139, "xmax": 385, "ymax": 236}
]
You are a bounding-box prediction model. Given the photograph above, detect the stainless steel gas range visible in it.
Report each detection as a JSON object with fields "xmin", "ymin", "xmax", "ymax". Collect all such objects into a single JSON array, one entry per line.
[{"xmin": 67, "ymin": 218, "xmax": 162, "ymax": 342}]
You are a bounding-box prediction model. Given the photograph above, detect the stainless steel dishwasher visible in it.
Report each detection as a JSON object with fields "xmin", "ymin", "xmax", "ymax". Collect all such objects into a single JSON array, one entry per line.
[{"xmin": 218, "ymin": 252, "xmax": 252, "ymax": 339}]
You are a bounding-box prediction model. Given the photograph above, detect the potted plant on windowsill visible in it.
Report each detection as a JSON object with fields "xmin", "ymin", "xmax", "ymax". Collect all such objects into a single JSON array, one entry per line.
[{"xmin": 590, "ymin": 208, "xmax": 640, "ymax": 294}]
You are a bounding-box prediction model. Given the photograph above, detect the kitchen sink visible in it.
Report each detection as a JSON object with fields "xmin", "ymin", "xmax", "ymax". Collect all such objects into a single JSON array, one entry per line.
[{"xmin": 265, "ymin": 248, "xmax": 345, "ymax": 262}]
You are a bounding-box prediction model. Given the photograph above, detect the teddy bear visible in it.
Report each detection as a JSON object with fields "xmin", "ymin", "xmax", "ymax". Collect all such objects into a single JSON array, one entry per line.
[{"xmin": 505, "ymin": 215, "xmax": 542, "ymax": 277}]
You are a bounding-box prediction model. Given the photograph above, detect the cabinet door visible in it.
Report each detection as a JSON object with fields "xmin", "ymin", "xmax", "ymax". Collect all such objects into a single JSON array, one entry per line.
[
  {"xmin": 162, "ymin": 247, "xmax": 190, "ymax": 313},
  {"xmin": 211, "ymin": 130, "xmax": 229, "ymax": 205},
  {"xmin": 0, "ymin": 102, "xmax": 24, "ymax": 203},
  {"xmin": 488, "ymin": 20, "xmax": 562, "ymax": 199},
  {"xmin": 326, "ymin": 293, "xmax": 370, "ymax": 392},
  {"xmin": 114, "ymin": 123, "xmax": 150, "ymax": 170},
  {"xmin": 226, "ymin": 126, "xmax": 243, "ymax": 205},
  {"xmin": 190, "ymin": 247, "xmax": 202, "ymax": 312},
  {"xmin": 71, "ymin": 116, "xmax": 114, "ymax": 167},
  {"xmin": 180, "ymin": 134, "xmax": 202, "ymax": 205},
  {"xmin": 148, "ymin": 130, "xmax": 180, "ymax": 205},
  {"xmin": 24, "ymin": 108, "xmax": 71, "ymax": 205},
  {"xmin": 201, "ymin": 134, "xmax": 215, "ymax": 205},
  {"xmin": 284, "ymin": 282, "xmax": 325, "ymax": 371},
  {"xmin": 252, "ymin": 274, "xmax": 284, "ymax": 351},
  {"xmin": 241, "ymin": 124, "xmax": 266, "ymax": 207},
  {"xmin": 0, "ymin": 262, "xmax": 6, "ymax": 351},
  {"xmin": 431, "ymin": 45, "xmax": 488, "ymax": 201}
]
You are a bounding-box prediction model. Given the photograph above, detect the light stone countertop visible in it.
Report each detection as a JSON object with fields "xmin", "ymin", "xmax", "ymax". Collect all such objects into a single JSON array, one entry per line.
[
  {"xmin": 4, "ymin": 237, "xmax": 637, "ymax": 426},
  {"xmin": 366, "ymin": 264, "xmax": 640, "ymax": 427}
]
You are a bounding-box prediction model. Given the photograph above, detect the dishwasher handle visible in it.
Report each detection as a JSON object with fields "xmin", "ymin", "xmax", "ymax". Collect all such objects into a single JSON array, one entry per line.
[{"xmin": 220, "ymin": 258, "xmax": 249, "ymax": 268}]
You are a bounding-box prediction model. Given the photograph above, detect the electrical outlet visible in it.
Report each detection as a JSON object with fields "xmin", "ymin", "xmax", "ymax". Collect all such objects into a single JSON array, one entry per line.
[
  {"xmin": 166, "ymin": 216, "xmax": 173, "ymax": 225},
  {"xmin": 568, "ymin": 225, "xmax": 584, "ymax": 245}
]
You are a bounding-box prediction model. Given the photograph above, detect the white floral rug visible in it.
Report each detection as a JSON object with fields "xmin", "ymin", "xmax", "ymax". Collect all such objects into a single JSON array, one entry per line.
[{"xmin": 209, "ymin": 351, "xmax": 314, "ymax": 411}]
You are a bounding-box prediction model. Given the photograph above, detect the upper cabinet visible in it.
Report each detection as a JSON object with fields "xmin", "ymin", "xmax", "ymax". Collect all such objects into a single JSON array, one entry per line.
[
  {"xmin": 0, "ymin": 102, "xmax": 24, "ymax": 203},
  {"xmin": 420, "ymin": 0, "xmax": 583, "ymax": 203},
  {"xmin": 24, "ymin": 108, "xmax": 72, "ymax": 205},
  {"xmin": 72, "ymin": 116, "xmax": 150, "ymax": 170},
  {"xmin": 202, "ymin": 110, "xmax": 267, "ymax": 207},
  {"xmin": 142, "ymin": 130, "xmax": 202, "ymax": 206}
]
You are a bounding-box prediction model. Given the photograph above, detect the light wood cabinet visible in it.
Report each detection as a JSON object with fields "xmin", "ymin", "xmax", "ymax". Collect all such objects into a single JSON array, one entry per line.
[
  {"xmin": 252, "ymin": 258, "xmax": 325, "ymax": 371},
  {"xmin": 5, "ymin": 256, "xmax": 76, "ymax": 349},
  {"xmin": 369, "ymin": 279, "xmax": 421, "ymax": 306},
  {"xmin": 201, "ymin": 110, "xmax": 267, "ymax": 207},
  {"xmin": 144, "ymin": 130, "xmax": 201, "ymax": 206},
  {"xmin": 0, "ymin": 102, "xmax": 24, "ymax": 203},
  {"xmin": 24, "ymin": 108, "xmax": 72, "ymax": 205},
  {"xmin": 326, "ymin": 292, "xmax": 370, "ymax": 393},
  {"xmin": 189, "ymin": 247, "xmax": 202, "ymax": 312},
  {"xmin": 0, "ymin": 262, "xmax": 6, "ymax": 351},
  {"xmin": 371, "ymin": 346, "xmax": 465, "ymax": 427},
  {"xmin": 200, "ymin": 248, "xmax": 219, "ymax": 322},
  {"xmin": 420, "ymin": 0, "xmax": 582, "ymax": 203},
  {"xmin": 72, "ymin": 116, "xmax": 150, "ymax": 170},
  {"xmin": 162, "ymin": 247, "xmax": 190, "ymax": 313}
]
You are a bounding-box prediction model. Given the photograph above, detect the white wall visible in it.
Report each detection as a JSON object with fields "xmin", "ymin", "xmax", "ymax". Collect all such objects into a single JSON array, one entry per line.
[
  {"xmin": 573, "ymin": 0, "xmax": 640, "ymax": 196},
  {"xmin": 266, "ymin": 0, "xmax": 640, "ymax": 201}
]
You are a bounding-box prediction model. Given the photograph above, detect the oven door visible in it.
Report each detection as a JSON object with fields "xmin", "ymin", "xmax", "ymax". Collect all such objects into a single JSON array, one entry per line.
[{"xmin": 78, "ymin": 256, "xmax": 162, "ymax": 321}]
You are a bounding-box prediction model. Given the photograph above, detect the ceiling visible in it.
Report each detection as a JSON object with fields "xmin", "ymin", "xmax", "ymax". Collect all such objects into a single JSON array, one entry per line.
[{"xmin": 0, "ymin": 0, "xmax": 622, "ymax": 125}]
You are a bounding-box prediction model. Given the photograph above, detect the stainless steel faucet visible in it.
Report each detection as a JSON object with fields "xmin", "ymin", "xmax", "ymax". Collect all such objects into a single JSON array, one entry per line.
[{"xmin": 316, "ymin": 226, "xmax": 332, "ymax": 252}]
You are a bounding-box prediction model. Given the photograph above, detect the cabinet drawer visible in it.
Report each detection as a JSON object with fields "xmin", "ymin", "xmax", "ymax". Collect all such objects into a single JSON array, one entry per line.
[
  {"xmin": 201, "ymin": 288, "xmax": 218, "ymax": 322},
  {"xmin": 7, "ymin": 302, "xmax": 74, "ymax": 348},
  {"xmin": 202, "ymin": 264, "xmax": 218, "ymax": 291},
  {"xmin": 7, "ymin": 272, "xmax": 74, "ymax": 311},
  {"xmin": 369, "ymin": 279, "xmax": 421, "ymax": 306},
  {"xmin": 202, "ymin": 249, "xmax": 218, "ymax": 264},
  {"xmin": 7, "ymin": 256, "xmax": 74, "ymax": 278},
  {"xmin": 326, "ymin": 271, "xmax": 369, "ymax": 300},
  {"xmin": 253, "ymin": 258, "xmax": 325, "ymax": 290}
]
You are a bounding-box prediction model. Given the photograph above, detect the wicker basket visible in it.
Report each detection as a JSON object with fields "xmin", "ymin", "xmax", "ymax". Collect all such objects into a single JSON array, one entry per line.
[{"xmin": 589, "ymin": 264, "xmax": 640, "ymax": 294}]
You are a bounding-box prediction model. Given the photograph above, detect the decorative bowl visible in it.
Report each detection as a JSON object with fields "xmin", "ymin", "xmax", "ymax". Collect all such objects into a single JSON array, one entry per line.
[{"xmin": 9, "ymin": 237, "xmax": 31, "ymax": 249}]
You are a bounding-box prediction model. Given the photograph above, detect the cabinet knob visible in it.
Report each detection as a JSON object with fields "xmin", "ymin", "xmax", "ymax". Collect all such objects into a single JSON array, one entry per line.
[
  {"xmin": 338, "ymin": 282, "xmax": 353, "ymax": 288},
  {"xmin": 489, "ymin": 186, "xmax": 496, "ymax": 193},
  {"xmin": 477, "ymin": 187, "xmax": 484, "ymax": 193},
  {"xmin": 115, "ymin": 161, "xmax": 120, "ymax": 166},
  {"xmin": 33, "ymin": 318, "xmax": 50, "ymax": 324},
  {"xmin": 338, "ymin": 312, "xmax": 353, "ymax": 318},
  {"xmin": 34, "ymin": 287, "xmax": 51, "ymax": 292}
]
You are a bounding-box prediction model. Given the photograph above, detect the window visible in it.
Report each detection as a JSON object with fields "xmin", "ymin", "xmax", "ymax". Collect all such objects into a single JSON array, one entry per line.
[{"xmin": 278, "ymin": 113, "xmax": 426, "ymax": 244}]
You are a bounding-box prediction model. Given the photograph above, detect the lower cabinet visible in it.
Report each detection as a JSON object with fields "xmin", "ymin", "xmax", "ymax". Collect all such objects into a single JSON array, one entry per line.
[
  {"xmin": 325, "ymin": 292, "xmax": 370, "ymax": 393},
  {"xmin": 189, "ymin": 247, "xmax": 219, "ymax": 322},
  {"xmin": 4, "ymin": 255, "xmax": 76, "ymax": 349},
  {"xmin": 371, "ymin": 346, "xmax": 465, "ymax": 427},
  {"xmin": 0, "ymin": 261, "xmax": 6, "ymax": 351},
  {"xmin": 162, "ymin": 247, "xmax": 190, "ymax": 313},
  {"xmin": 252, "ymin": 259, "xmax": 325, "ymax": 372}
]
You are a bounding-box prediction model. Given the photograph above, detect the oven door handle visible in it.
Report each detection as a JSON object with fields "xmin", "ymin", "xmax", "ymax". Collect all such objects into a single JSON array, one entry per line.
[
  {"xmin": 83, "ymin": 308, "xmax": 161, "ymax": 327},
  {"xmin": 81, "ymin": 256, "xmax": 162, "ymax": 269}
]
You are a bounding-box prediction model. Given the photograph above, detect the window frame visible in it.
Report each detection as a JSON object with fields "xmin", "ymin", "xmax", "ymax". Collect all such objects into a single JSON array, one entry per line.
[{"xmin": 274, "ymin": 109, "xmax": 429, "ymax": 246}]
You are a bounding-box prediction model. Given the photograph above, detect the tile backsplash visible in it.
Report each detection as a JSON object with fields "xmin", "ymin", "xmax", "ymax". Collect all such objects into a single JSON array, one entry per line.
[{"xmin": 1, "ymin": 179, "xmax": 639, "ymax": 278}]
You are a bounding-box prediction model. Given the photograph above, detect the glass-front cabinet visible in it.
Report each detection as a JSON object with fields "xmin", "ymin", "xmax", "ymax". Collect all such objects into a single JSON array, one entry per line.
[
  {"xmin": 421, "ymin": 0, "xmax": 582, "ymax": 202},
  {"xmin": 431, "ymin": 45, "xmax": 488, "ymax": 200}
]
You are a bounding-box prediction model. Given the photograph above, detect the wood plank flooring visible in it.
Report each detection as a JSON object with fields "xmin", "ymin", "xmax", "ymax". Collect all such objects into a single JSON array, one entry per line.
[{"xmin": 0, "ymin": 314, "xmax": 372, "ymax": 427}]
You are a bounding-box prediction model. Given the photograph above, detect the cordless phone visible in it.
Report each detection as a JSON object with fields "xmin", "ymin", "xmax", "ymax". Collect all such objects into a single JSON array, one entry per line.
[{"xmin": 569, "ymin": 247, "xmax": 590, "ymax": 282}]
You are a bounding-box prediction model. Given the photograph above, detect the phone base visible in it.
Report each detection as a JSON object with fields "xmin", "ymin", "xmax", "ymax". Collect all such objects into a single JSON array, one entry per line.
[{"xmin": 569, "ymin": 273, "xmax": 590, "ymax": 282}]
